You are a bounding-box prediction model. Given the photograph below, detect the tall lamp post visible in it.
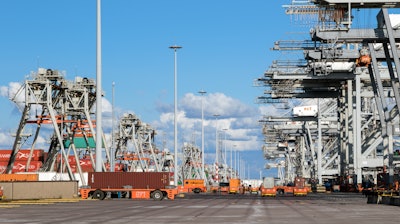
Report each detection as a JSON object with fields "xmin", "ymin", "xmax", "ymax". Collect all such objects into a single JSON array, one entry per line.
[
  {"xmin": 231, "ymin": 144, "xmax": 236, "ymax": 179},
  {"xmin": 213, "ymin": 114, "xmax": 220, "ymax": 183},
  {"xmin": 199, "ymin": 90, "xmax": 206, "ymax": 182},
  {"xmin": 95, "ymin": 0, "xmax": 103, "ymax": 172},
  {"xmin": 213, "ymin": 114, "xmax": 220, "ymax": 164},
  {"xmin": 110, "ymin": 81, "xmax": 115, "ymax": 172},
  {"xmin": 222, "ymin": 128, "xmax": 228, "ymax": 182},
  {"xmin": 169, "ymin": 45, "xmax": 182, "ymax": 186}
]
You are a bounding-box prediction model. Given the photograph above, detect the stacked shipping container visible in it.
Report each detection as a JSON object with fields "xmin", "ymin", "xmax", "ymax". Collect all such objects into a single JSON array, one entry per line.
[
  {"xmin": 54, "ymin": 155, "xmax": 126, "ymax": 173},
  {"xmin": 0, "ymin": 150, "xmax": 129, "ymax": 174},
  {"xmin": 0, "ymin": 149, "xmax": 44, "ymax": 173}
]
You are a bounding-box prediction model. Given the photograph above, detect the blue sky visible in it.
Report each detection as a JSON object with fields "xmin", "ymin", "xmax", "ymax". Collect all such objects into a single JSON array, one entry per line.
[{"xmin": 0, "ymin": 0, "xmax": 307, "ymax": 179}]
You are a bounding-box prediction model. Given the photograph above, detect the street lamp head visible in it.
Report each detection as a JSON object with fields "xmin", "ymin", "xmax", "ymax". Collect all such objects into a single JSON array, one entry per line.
[
  {"xmin": 198, "ymin": 90, "xmax": 206, "ymax": 95},
  {"xmin": 169, "ymin": 45, "xmax": 182, "ymax": 50}
]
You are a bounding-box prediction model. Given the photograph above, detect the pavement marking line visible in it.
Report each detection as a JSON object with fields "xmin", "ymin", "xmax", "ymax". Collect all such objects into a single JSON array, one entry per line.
[
  {"xmin": 145, "ymin": 206, "xmax": 167, "ymax": 209},
  {"xmin": 0, "ymin": 205, "xmax": 21, "ymax": 208},
  {"xmin": 187, "ymin": 205, "xmax": 208, "ymax": 208},
  {"xmin": 40, "ymin": 199, "xmax": 81, "ymax": 203},
  {"xmin": 1, "ymin": 201, "xmax": 55, "ymax": 205}
]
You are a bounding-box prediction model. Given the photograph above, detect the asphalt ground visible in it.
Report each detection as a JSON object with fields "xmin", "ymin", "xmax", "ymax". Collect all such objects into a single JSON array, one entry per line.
[{"xmin": 0, "ymin": 193, "xmax": 398, "ymax": 224}]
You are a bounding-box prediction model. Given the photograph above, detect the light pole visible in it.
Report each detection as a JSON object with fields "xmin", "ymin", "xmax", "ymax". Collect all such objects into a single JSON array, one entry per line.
[
  {"xmin": 231, "ymin": 144, "xmax": 236, "ymax": 179},
  {"xmin": 170, "ymin": 45, "xmax": 182, "ymax": 186},
  {"xmin": 222, "ymin": 128, "xmax": 228, "ymax": 182},
  {"xmin": 213, "ymin": 114, "xmax": 220, "ymax": 165},
  {"xmin": 95, "ymin": 0, "xmax": 103, "ymax": 172},
  {"xmin": 111, "ymin": 81, "xmax": 115, "ymax": 172},
  {"xmin": 237, "ymin": 151, "xmax": 240, "ymax": 178},
  {"xmin": 199, "ymin": 90, "xmax": 206, "ymax": 182}
]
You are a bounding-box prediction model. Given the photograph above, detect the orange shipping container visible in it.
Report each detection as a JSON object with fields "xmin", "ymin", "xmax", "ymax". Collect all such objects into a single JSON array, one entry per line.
[
  {"xmin": 0, "ymin": 173, "xmax": 39, "ymax": 182},
  {"xmin": 0, "ymin": 149, "xmax": 44, "ymax": 162}
]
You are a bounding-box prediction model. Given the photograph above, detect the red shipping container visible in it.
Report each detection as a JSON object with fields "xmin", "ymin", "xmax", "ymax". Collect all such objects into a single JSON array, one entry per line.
[
  {"xmin": 0, "ymin": 161, "xmax": 43, "ymax": 173},
  {"xmin": 54, "ymin": 159, "xmax": 94, "ymax": 173},
  {"xmin": 87, "ymin": 172, "xmax": 173, "ymax": 189},
  {"xmin": 0, "ymin": 149, "xmax": 44, "ymax": 162},
  {"xmin": 105, "ymin": 163, "xmax": 125, "ymax": 172},
  {"xmin": 56, "ymin": 154, "xmax": 95, "ymax": 164},
  {"xmin": 70, "ymin": 164, "xmax": 94, "ymax": 173}
]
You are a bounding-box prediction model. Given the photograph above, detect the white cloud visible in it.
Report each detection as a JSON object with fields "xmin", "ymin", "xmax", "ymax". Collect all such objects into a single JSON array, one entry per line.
[
  {"xmin": 181, "ymin": 92, "xmax": 257, "ymax": 119},
  {"xmin": 0, "ymin": 82, "xmax": 22, "ymax": 98},
  {"xmin": 0, "ymin": 131, "xmax": 14, "ymax": 148},
  {"xmin": 152, "ymin": 92, "xmax": 264, "ymax": 154}
]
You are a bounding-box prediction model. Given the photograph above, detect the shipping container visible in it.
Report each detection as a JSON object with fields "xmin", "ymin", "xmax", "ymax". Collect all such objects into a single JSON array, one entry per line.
[
  {"xmin": 0, "ymin": 173, "xmax": 39, "ymax": 182},
  {"xmin": 80, "ymin": 172, "xmax": 178, "ymax": 200},
  {"xmin": 86, "ymin": 172, "xmax": 172, "ymax": 189},
  {"xmin": 69, "ymin": 164, "xmax": 94, "ymax": 173},
  {"xmin": 0, "ymin": 149, "xmax": 44, "ymax": 162},
  {"xmin": 105, "ymin": 163, "xmax": 125, "ymax": 172},
  {"xmin": 0, "ymin": 181, "xmax": 78, "ymax": 200},
  {"xmin": 0, "ymin": 161, "xmax": 43, "ymax": 173},
  {"xmin": 55, "ymin": 155, "xmax": 95, "ymax": 164}
]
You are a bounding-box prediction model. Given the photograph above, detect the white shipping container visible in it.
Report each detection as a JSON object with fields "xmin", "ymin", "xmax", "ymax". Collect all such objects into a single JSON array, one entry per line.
[
  {"xmin": 38, "ymin": 172, "xmax": 88, "ymax": 187},
  {"xmin": 16, "ymin": 171, "xmax": 88, "ymax": 187}
]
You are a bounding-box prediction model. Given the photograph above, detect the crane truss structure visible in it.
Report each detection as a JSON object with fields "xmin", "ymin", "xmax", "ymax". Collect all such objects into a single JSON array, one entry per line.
[
  {"xmin": 181, "ymin": 142, "xmax": 203, "ymax": 181},
  {"xmin": 260, "ymin": 99, "xmax": 339, "ymax": 184},
  {"xmin": 284, "ymin": 0, "xmax": 400, "ymax": 29},
  {"xmin": 113, "ymin": 113, "xmax": 173, "ymax": 172},
  {"xmin": 256, "ymin": 2, "xmax": 400, "ymax": 188},
  {"xmin": 6, "ymin": 68, "xmax": 109, "ymax": 185}
]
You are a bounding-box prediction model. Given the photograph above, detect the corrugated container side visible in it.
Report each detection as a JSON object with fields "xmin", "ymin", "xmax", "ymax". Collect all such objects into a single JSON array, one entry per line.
[
  {"xmin": 36, "ymin": 172, "xmax": 88, "ymax": 188},
  {"xmin": 0, "ymin": 181, "xmax": 78, "ymax": 200},
  {"xmin": 105, "ymin": 163, "xmax": 125, "ymax": 172},
  {"xmin": 0, "ymin": 161, "xmax": 43, "ymax": 173},
  {"xmin": 55, "ymin": 155, "xmax": 96, "ymax": 164},
  {"xmin": 0, "ymin": 173, "xmax": 39, "ymax": 182},
  {"xmin": 0, "ymin": 149, "xmax": 44, "ymax": 162},
  {"xmin": 87, "ymin": 172, "xmax": 171, "ymax": 189}
]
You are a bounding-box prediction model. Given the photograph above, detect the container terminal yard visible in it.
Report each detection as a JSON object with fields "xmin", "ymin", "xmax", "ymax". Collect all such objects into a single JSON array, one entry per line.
[{"xmin": 1, "ymin": 0, "xmax": 400, "ymax": 223}]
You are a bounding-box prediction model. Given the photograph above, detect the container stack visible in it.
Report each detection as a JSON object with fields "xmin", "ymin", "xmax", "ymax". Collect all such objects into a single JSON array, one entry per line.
[{"xmin": 0, "ymin": 149, "xmax": 44, "ymax": 173}]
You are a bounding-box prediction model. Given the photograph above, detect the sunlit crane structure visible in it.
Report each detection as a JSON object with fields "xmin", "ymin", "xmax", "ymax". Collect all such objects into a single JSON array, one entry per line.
[
  {"xmin": 113, "ymin": 113, "xmax": 173, "ymax": 172},
  {"xmin": 256, "ymin": 0, "xmax": 400, "ymax": 189},
  {"xmin": 7, "ymin": 68, "xmax": 110, "ymax": 185},
  {"xmin": 181, "ymin": 142, "xmax": 203, "ymax": 180}
]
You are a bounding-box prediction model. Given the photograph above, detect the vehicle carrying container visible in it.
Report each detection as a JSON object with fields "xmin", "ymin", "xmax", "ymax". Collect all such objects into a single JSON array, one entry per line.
[{"xmin": 87, "ymin": 172, "xmax": 172, "ymax": 189}]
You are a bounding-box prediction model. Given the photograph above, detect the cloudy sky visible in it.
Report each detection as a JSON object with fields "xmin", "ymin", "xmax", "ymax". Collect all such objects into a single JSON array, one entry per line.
[{"xmin": 0, "ymin": 0, "xmax": 329, "ymax": 178}]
